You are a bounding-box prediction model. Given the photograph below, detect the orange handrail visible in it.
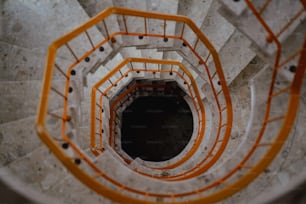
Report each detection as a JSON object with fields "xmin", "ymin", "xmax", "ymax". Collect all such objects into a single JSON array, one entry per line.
[
  {"xmin": 91, "ymin": 58, "xmax": 206, "ymax": 169},
  {"xmin": 92, "ymin": 58, "xmax": 230, "ymax": 180},
  {"xmin": 35, "ymin": 5, "xmax": 230, "ymax": 198},
  {"xmin": 35, "ymin": 5, "xmax": 305, "ymax": 204},
  {"xmin": 50, "ymin": 6, "xmax": 232, "ymax": 175}
]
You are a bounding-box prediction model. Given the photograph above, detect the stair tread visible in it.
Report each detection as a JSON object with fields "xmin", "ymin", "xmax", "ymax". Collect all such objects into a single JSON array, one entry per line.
[
  {"xmin": 0, "ymin": 116, "xmax": 41, "ymax": 167},
  {"xmin": 0, "ymin": 79, "xmax": 81, "ymax": 124}
]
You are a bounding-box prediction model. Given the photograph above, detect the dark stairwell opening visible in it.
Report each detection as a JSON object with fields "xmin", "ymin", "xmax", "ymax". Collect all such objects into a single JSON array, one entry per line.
[{"xmin": 120, "ymin": 81, "xmax": 193, "ymax": 162}]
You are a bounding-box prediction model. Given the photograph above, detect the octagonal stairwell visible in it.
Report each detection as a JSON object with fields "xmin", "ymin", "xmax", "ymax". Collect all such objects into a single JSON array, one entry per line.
[{"xmin": 1, "ymin": 0, "xmax": 306, "ymax": 204}]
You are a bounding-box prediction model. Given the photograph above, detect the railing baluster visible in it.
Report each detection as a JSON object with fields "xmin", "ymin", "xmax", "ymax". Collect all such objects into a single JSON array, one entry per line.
[
  {"xmin": 108, "ymin": 79, "xmax": 114, "ymax": 86},
  {"xmin": 85, "ymin": 30, "xmax": 95, "ymax": 49},
  {"xmin": 278, "ymin": 48, "xmax": 302, "ymax": 68},
  {"xmin": 194, "ymin": 37, "xmax": 200, "ymax": 50},
  {"xmin": 96, "ymin": 88, "xmax": 104, "ymax": 95},
  {"xmin": 276, "ymin": 8, "xmax": 304, "ymax": 38},
  {"xmin": 51, "ymin": 86, "xmax": 67, "ymax": 100},
  {"xmin": 211, "ymin": 71, "xmax": 217, "ymax": 79},
  {"xmin": 96, "ymin": 103, "xmax": 102, "ymax": 109},
  {"xmin": 180, "ymin": 23, "xmax": 185, "ymax": 38},
  {"xmin": 256, "ymin": 143, "xmax": 272, "ymax": 147},
  {"xmin": 259, "ymin": 0, "xmax": 273, "ymax": 14},
  {"xmin": 119, "ymin": 70, "xmax": 123, "ymax": 77},
  {"xmin": 265, "ymin": 115, "xmax": 285, "ymax": 124},
  {"xmin": 99, "ymin": 125, "xmax": 103, "ymax": 150},
  {"xmin": 205, "ymin": 53, "xmax": 211, "ymax": 63},
  {"xmin": 65, "ymin": 43, "xmax": 79, "ymax": 62},
  {"xmin": 240, "ymin": 165, "xmax": 253, "ymax": 169},
  {"xmin": 163, "ymin": 19, "xmax": 166, "ymax": 37},
  {"xmin": 47, "ymin": 111, "xmax": 71, "ymax": 121},
  {"xmin": 54, "ymin": 63, "xmax": 69, "ymax": 79},
  {"xmin": 217, "ymin": 89, "xmax": 223, "ymax": 96},
  {"xmin": 270, "ymin": 85, "xmax": 291, "ymax": 98},
  {"xmin": 102, "ymin": 20, "xmax": 110, "ymax": 39},
  {"xmin": 122, "ymin": 15, "xmax": 128, "ymax": 33},
  {"xmin": 144, "ymin": 17, "xmax": 147, "ymax": 35}
]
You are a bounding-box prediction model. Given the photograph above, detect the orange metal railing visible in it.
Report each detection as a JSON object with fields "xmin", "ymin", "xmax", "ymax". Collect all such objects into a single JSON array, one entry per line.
[
  {"xmin": 35, "ymin": 7, "xmax": 233, "ymax": 203},
  {"xmin": 91, "ymin": 58, "xmax": 205, "ymax": 160},
  {"xmin": 82, "ymin": 8, "xmax": 233, "ymax": 175},
  {"xmin": 35, "ymin": 3, "xmax": 306, "ymax": 204}
]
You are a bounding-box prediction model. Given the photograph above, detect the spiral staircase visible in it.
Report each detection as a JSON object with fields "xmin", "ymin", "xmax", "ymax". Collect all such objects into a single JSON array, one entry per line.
[{"xmin": 1, "ymin": 0, "xmax": 306, "ymax": 203}]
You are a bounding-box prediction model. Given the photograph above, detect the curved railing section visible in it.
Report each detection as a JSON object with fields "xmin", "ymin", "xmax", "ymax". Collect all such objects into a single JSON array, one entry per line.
[
  {"xmin": 35, "ymin": 3, "xmax": 305, "ymax": 203},
  {"xmin": 36, "ymin": 6, "xmax": 233, "ymax": 179},
  {"xmin": 91, "ymin": 58, "xmax": 205, "ymax": 159}
]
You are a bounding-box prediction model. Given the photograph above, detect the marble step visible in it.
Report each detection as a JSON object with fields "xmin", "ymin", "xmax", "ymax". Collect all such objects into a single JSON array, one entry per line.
[
  {"xmin": 219, "ymin": 0, "xmax": 306, "ymax": 55},
  {"xmin": 172, "ymin": 0, "xmax": 214, "ymax": 49},
  {"xmin": 0, "ymin": 116, "xmax": 41, "ymax": 167},
  {"xmin": 0, "ymin": 78, "xmax": 83, "ymax": 124}
]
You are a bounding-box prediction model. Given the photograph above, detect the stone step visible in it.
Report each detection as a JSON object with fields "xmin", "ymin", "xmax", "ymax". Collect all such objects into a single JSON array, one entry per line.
[
  {"xmin": 160, "ymin": 51, "xmax": 183, "ymax": 80},
  {"xmin": 47, "ymin": 173, "xmax": 115, "ymax": 204},
  {"xmin": 140, "ymin": 49, "xmax": 163, "ymax": 78},
  {"xmin": 206, "ymin": 29, "xmax": 256, "ymax": 86},
  {"xmin": 219, "ymin": 68, "xmax": 306, "ymax": 203},
  {"xmin": 120, "ymin": 47, "xmax": 142, "ymax": 58},
  {"xmin": 1, "ymin": 144, "xmax": 111, "ymax": 204},
  {"xmin": 2, "ymin": 145, "xmax": 69, "ymax": 194},
  {"xmin": 172, "ymin": 0, "xmax": 213, "ymax": 49},
  {"xmin": 112, "ymin": 0, "xmax": 179, "ymax": 53},
  {"xmin": 198, "ymin": 0, "xmax": 235, "ymax": 59},
  {"xmin": 219, "ymin": 0, "xmax": 306, "ymax": 55},
  {"xmin": 0, "ymin": 41, "xmax": 63, "ymax": 81},
  {"xmin": 144, "ymin": 0, "xmax": 179, "ymax": 57},
  {"xmin": 0, "ymin": 104, "xmax": 87, "ymax": 167},
  {"xmin": 90, "ymin": 143, "xmax": 245, "ymax": 200},
  {"xmin": 193, "ymin": 62, "xmax": 261, "ymax": 172},
  {"xmin": 77, "ymin": 0, "xmax": 132, "ymax": 78},
  {"xmin": 1, "ymin": 0, "xmax": 107, "ymax": 57},
  {"xmin": 0, "ymin": 116, "xmax": 41, "ymax": 167},
  {"xmin": 112, "ymin": 0, "xmax": 149, "ymax": 48},
  {"xmin": 78, "ymin": 0, "xmax": 123, "ymax": 46},
  {"xmin": 168, "ymin": 1, "xmax": 238, "ymax": 89},
  {"xmin": 1, "ymin": 0, "xmax": 115, "ymax": 94},
  {"xmin": 93, "ymin": 149, "xmax": 202, "ymax": 197},
  {"xmin": 170, "ymin": 0, "xmax": 236, "ymax": 68},
  {"xmin": 277, "ymin": 20, "xmax": 306, "ymax": 83},
  {"xmin": 178, "ymin": 0, "xmax": 213, "ymax": 27},
  {"xmin": 0, "ymin": 168, "xmax": 60, "ymax": 204},
  {"xmin": 219, "ymin": 0, "xmax": 247, "ymax": 16},
  {"xmin": 0, "ymin": 79, "xmax": 82, "ymax": 124}
]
